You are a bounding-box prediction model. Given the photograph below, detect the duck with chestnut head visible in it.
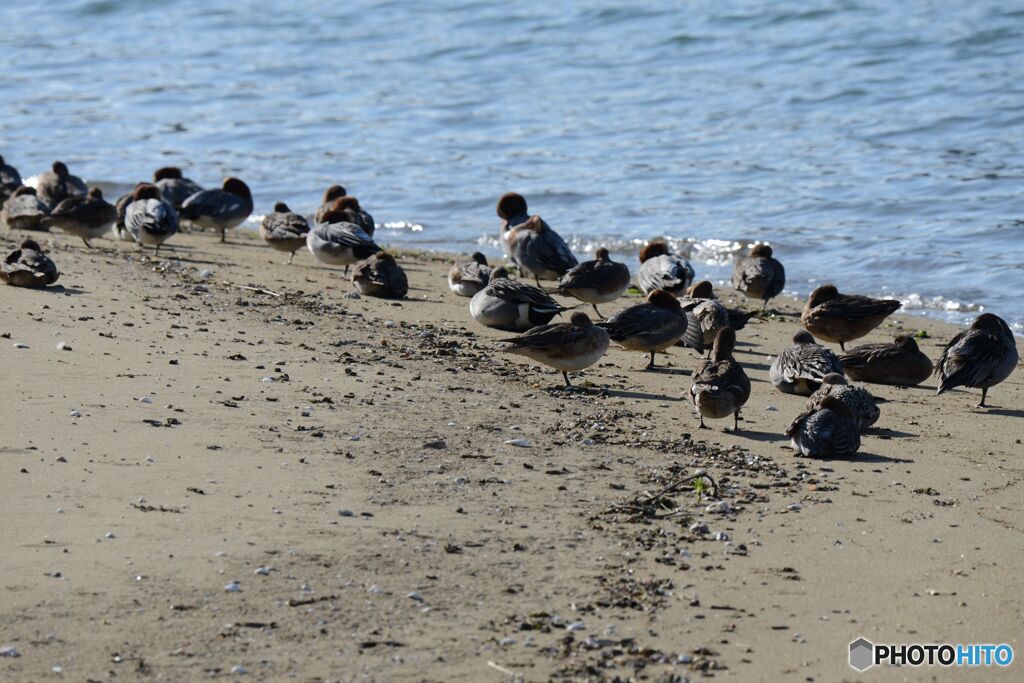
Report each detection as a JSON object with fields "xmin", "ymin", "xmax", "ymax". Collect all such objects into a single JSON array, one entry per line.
[
  {"xmin": 839, "ymin": 334, "xmax": 933, "ymax": 386},
  {"xmin": 306, "ymin": 208, "xmax": 380, "ymax": 275},
  {"xmin": 801, "ymin": 284, "xmax": 902, "ymax": 350},
  {"xmin": 497, "ymin": 192, "xmax": 577, "ymax": 284},
  {"xmin": 498, "ymin": 312, "xmax": 609, "ymax": 389},
  {"xmin": 314, "ymin": 184, "xmax": 347, "ymax": 224},
  {"xmin": 935, "ymin": 313, "xmax": 1018, "ymax": 408},
  {"xmin": 731, "ymin": 243, "xmax": 785, "ymax": 310},
  {"xmin": 180, "ymin": 177, "xmax": 254, "ymax": 242},
  {"xmin": 153, "ymin": 167, "xmax": 203, "ymax": 209},
  {"xmin": 330, "ymin": 195, "xmax": 375, "ymax": 236},
  {"xmin": 637, "ymin": 240, "xmax": 695, "ymax": 295}
]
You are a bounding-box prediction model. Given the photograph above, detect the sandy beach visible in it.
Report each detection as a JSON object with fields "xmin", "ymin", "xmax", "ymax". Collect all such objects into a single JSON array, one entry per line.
[{"xmin": 1, "ymin": 228, "xmax": 1022, "ymax": 682}]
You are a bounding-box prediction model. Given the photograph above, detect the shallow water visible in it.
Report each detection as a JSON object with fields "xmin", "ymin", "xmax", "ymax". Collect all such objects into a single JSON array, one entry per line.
[{"xmin": 2, "ymin": 0, "xmax": 1022, "ymax": 330}]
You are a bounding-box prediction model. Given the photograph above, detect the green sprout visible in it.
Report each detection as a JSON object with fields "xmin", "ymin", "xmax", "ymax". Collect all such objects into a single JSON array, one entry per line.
[{"xmin": 692, "ymin": 476, "xmax": 706, "ymax": 502}]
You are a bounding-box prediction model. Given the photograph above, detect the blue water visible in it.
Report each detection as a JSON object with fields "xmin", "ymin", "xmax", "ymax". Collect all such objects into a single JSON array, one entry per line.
[{"xmin": 3, "ymin": 0, "xmax": 1023, "ymax": 330}]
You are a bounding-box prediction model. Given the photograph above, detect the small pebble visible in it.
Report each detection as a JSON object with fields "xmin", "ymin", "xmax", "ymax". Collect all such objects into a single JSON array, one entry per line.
[
  {"xmin": 566, "ymin": 621, "xmax": 586, "ymax": 632},
  {"xmin": 689, "ymin": 521, "xmax": 709, "ymax": 534},
  {"xmin": 69, "ymin": 410, "xmax": 81, "ymax": 418},
  {"xmin": 705, "ymin": 500, "xmax": 731, "ymax": 514},
  {"xmin": 787, "ymin": 503, "xmax": 802, "ymax": 512},
  {"xmin": 713, "ymin": 531, "xmax": 731, "ymax": 541},
  {"xmin": 230, "ymin": 665, "xmax": 247, "ymax": 675},
  {"xmin": 105, "ymin": 532, "xmax": 116, "ymax": 539},
  {"xmin": 56, "ymin": 341, "xmax": 71, "ymax": 351},
  {"xmin": 338, "ymin": 509, "xmax": 354, "ymax": 517},
  {"xmin": 407, "ymin": 591, "xmax": 424, "ymax": 602},
  {"xmin": 13, "ymin": 342, "xmax": 28, "ymax": 349},
  {"xmin": 383, "ymin": 320, "xmax": 396, "ymax": 328},
  {"xmin": 0, "ymin": 646, "xmax": 20, "ymax": 657},
  {"xmin": 138, "ymin": 396, "xmax": 153, "ymax": 404},
  {"xmin": 224, "ymin": 581, "xmax": 242, "ymax": 592},
  {"xmin": 504, "ymin": 438, "xmax": 531, "ymax": 447},
  {"xmin": 260, "ymin": 377, "xmax": 276, "ymax": 383},
  {"xmin": 254, "ymin": 567, "xmax": 271, "ymax": 576},
  {"xmin": 345, "ymin": 291, "xmax": 361, "ymax": 299}
]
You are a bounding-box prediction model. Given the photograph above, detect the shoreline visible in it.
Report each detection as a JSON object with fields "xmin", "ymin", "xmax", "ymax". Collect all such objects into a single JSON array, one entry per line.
[{"xmin": 2, "ymin": 227, "xmax": 1022, "ymax": 681}]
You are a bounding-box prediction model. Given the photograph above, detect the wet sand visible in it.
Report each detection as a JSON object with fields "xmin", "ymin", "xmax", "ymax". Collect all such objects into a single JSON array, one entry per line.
[{"xmin": 1, "ymin": 228, "xmax": 1022, "ymax": 681}]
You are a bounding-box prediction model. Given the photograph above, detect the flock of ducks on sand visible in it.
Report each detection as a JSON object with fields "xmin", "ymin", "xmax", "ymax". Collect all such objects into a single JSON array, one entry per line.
[{"xmin": 1, "ymin": 157, "xmax": 1019, "ymax": 458}]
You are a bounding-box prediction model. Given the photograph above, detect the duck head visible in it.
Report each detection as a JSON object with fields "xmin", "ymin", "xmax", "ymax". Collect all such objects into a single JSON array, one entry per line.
[
  {"xmin": 819, "ymin": 394, "xmax": 855, "ymax": 419},
  {"xmin": 331, "ymin": 196, "xmax": 361, "ymax": 211},
  {"xmin": 595, "ymin": 247, "xmax": 611, "ymax": 262},
  {"xmin": 638, "ymin": 240, "xmax": 669, "ymax": 263},
  {"xmin": 750, "ymin": 244, "xmax": 773, "ymax": 258},
  {"xmin": 688, "ymin": 280, "xmax": 714, "ymax": 299},
  {"xmin": 153, "ymin": 167, "xmax": 183, "ymax": 181},
  {"xmin": 322, "ymin": 184, "xmax": 347, "ymax": 203},
  {"xmin": 87, "ymin": 187, "xmax": 104, "ymax": 200},
  {"xmin": 496, "ymin": 192, "xmax": 528, "ymax": 220},
  {"xmin": 569, "ymin": 311, "xmax": 593, "ymax": 328},
  {"xmin": 273, "ymin": 202, "xmax": 290, "ymax": 213},
  {"xmin": 491, "ymin": 266, "xmax": 510, "ymax": 280},
  {"xmin": 793, "ymin": 330, "xmax": 816, "ymax": 344},
  {"xmin": 971, "ymin": 313, "xmax": 1009, "ymax": 335},
  {"xmin": 820, "ymin": 373, "xmax": 847, "ymax": 386},
  {"xmin": 132, "ymin": 183, "xmax": 162, "ymax": 201},
  {"xmin": 646, "ymin": 289, "xmax": 681, "ymax": 313},
  {"xmin": 471, "ymin": 252, "xmax": 488, "ymax": 265},
  {"xmin": 52, "ymin": 161, "xmax": 69, "ymax": 177},
  {"xmin": 894, "ymin": 334, "xmax": 919, "ymax": 351},
  {"xmin": 222, "ymin": 177, "xmax": 251, "ymax": 199},
  {"xmin": 20, "ymin": 238, "xmax": 43, "ymax": 252},
  {"xmin": 807, "ymin": 284, "xmax": 839, "ymax": 308}
]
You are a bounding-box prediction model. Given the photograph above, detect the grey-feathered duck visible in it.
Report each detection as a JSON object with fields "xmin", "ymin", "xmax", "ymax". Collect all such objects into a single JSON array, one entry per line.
[
  {"xmin": 124, "ymin": 184, "xmax": 179, "ymax": 254},
  {"xmin": 840, "ymin": 335, "xmax": 933, "ymax": 386},
  {"xmin": 801, "ymin": 284, "xmax": 902, "ymax": 350},
  {"xmin": 469, "ymin": 267, "xmax": 574, "ymax": 332},
  {"xmin": 305, "ymin": 208, "xmax": 381, "ymax": 274},
  {"xmin": 497, "ymin": 192, "xmax": 577, "ymax": 283},
  {"xmin": 48, "ymin": 187, "xmax": 117, "ymax": 248},
  {"xmin": 1, "ymin": 238, "xmax": 59, "ymax": 288},
  {"xmin": 0, "ymin": 154, "xmax": 23, "ymax": 203},
  {"xmin": 448, "ymin": 252, "xmax": 493, "ymax": 297},
  {"xmin": 731, "ymin": 243, "xmax": 785, "ymax": 310},
  {"xmin": 2, "ymin": 187, "xmax": 49, "ymax": 231},
  {"xmin": 153, "ymin": 167, "xmax": 203, "ymax": 209},
  {"xmin": 805, "ymin": 373, "xmax": 879, "ymax": 430},
  {"xmin": 690, "ymin": 327, "xmax": 751, "ymax": 430},
  {"xmin": 180, "ymin": 177, "xmax": 253, "ymax": 242},
  {"xmin": 499, "ymin": 311, "xmax": 609, "ymax": 388},
  {"xmin": 787, "ymin": 395, "xmax": 861, "ymax": 458},
  {"xmin": 637, "ymin": 240, "xmax": 695, "ymax": 295},
  {"xmin": 314, "ymin": 185, "xmax": 347, "ymax": 224},
  {"xmin": 550, "ymin": 247, "xmax": 630, "ymax": 317},
  {"xmin": 598, "ymin": 289, "xmax": 704, "ymax": 368},
  {"xmin": 260, "ymin": 202, "xmax": 310, "ymax": 263},
  {"xmin": 936, "ymin": 313, "xmax": 1018, "ymax": 408},
  {"xmin": 330, "ymin": 196, "xmax": 375, "ymax": 237},
  {"xmin": 683, "ymin": 280, "xmax": 730, "ymax": 350},
  {"xmin": 770, "ymin": 330, "xmax": 845, "ymax": 396},
  {"xmin": 351, "ymin": 252, "xmax": 408, "ymax": 299},
  {"xmin": 36, "ymin": 161, "xmax": 87, "ymax": 210}
]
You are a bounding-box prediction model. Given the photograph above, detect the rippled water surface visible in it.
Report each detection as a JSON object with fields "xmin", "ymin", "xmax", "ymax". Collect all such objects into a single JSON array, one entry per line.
[{"xmin": 2, "ymin": 0, "xmax": 1023, "ymax": 329}]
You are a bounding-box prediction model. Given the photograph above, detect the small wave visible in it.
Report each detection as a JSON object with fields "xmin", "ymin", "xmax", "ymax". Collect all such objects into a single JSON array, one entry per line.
[{"xmin": 898, "ymin": 293, "xmax": 983, "ymax": 314}]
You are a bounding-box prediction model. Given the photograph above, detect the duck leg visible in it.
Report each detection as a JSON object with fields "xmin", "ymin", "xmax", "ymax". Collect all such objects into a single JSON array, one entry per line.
[
  {"xmin": 698, "ymin": 413, "xmax": 707, "ymax": 429},
  {"xmin": 561, "ymin": 371, "xmax": 573, "ymax": 389},
  {"xmin": 288, "ymin": 251, "xmax": 295, "ymax": 265},
  {"xmin": 734, "ymin": 409, "xmax": 740, "ymax": 431},
  {"xmin": 82, "ymin": 238, "xmax": 92, "ymax": 249},
  {"xmin": 646, "ymin": 351, "xmax": 656, "ymax": 370},
  {"xmin": 155, "ymin": 244, "xmax": 161, "ymax": 256},
  {"xmin": 220, "ymin": 226, "xmax": 226, "ymax": 243},
  {"xmin": 839, "ymin": 341, "xmax": 846, "ymax": 351},
  {"xmin": 978, "ymin": 387, "xmax": 988, "ymax": 408},
  {"xmin": 592, "ymin": 304, "xmax": 603, "ymax": 318}
]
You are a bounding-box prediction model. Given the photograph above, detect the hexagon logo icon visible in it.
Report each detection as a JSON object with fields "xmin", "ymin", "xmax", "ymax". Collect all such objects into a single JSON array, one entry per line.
[{"xmin": 849, "ymin": 637, "xmax": 875, "ymax": 671}]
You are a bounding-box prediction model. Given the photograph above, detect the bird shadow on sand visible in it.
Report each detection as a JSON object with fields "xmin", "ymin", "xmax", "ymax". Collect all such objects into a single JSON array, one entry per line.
[
  {"xmin": 41, "ymin": 285, "xmax": 88, "ymax": 296},
  {"xmin": 811, "ymin": 451, "xmax": 914, "ymax": 464},
  {"xmin": 981, "ymin": 408, "xmax": 1024, "ymax": 419},
  {"xmin": 606, "ymin": 388, "xmax": 683, "ymax": 402},
  {"xmin": 158, "ymin": 254, "xmax": 222, "ymax": 266},
  {"xmin": 866, "ymin": 427, "xmax": 917, "ymax": 439},
  {"xmin": 734, "ymin": 429, "xmax": 788, "ymax": 443},
  {"xmin": 639, "ymin": 366, "xmax": 690, "ymax": 377}
]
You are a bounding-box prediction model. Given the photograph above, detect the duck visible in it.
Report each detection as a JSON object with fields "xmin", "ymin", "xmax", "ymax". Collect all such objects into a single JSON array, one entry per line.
[
  {"xmin": 1, "ymin": 238, "xmax": 60, "ymax": 288},
  {"xmin": 690, "ymin": 327, "xmax": 751, "ymax": 430},
  {"xmin": 314, "ymin": 184, "xmax": 347, "ymax": 223},
  {"xmin": 305, "ymin": 208, "xmax": 381, "ymax": 274},
  {"xmin": 731, "ymin": 243, "xmax": 785, "ymax": 310},
  {"xmin": 805, "ymin": 373, "xmax": 879, "ymax": 430},
  {"xmin": 330, "ymin": 196, "xmax": 375, "ymax": 236},
  {"xmin": 682, "ymin": 280, "xmax": 730, "ymax": 350},
  {"xmin": 113, "ymin": 184, "xmax": 143, "ymax": 241},
  {"xmin": 153, "ymin": 167, "xmax": 203, "ymax": 209},
  {"xmin": 351, "ymin": 252, "xmax": 408, "ymax": 299},
  {"xmin": 498, "ymin": 311, "xmax": 609, "ymax": 389},
  {"xmin": 448, "ymin": 252, "xmax": 493, "ymax": 297},
  {"xmin": 637, "ymin": 240, "xmax": 695, "ymax": 295},
  {"xmin": 1, "ymin": 187, "xmax": 49, "ymax": 231},
  {"xmin": 36, "ymin": 161, "xmax": 87, "ymax": 210},
  {"xmin": 770, "ymin": 330, "xmax": 845, "ymax": 396},
  {"xmin": 801, "ymin": 284, "xmax": 902, "ymax": 350},
  {"xmin": 549, "ymin": 247, "xmax": 630, "ymax": 316},
  {"xmin": 935, "ymin": 313, "xmax": 1018, "ymax": 408},
  {"xmin": 786, "ymin": 395, "xmax": 861, "ymax": 458},
  {"xmin": 839, "ymin": 335, "xmax": 933, "ymax": 386},
  {"xmin": 260, "ymin": 202, "xmax": 310, "ymax": 263},
  {"xmin": 0, "ymin": 154, "xmax": 23, "ymax": 202},
  {"xmin": 47, "ymin": 187, "xmax": 117, "ymax": 247},
  {"xmin": 598, "ymin": 289, "xmax": 704, "ymax": 368},
  {"xmin": 497, "ymin": 192, "xmax": 577, "ymax": 283},
  {"xmin": 123, "ymin": 183, "xmax": 179, "ymax": 254},
  {"xmin": 469, "ymin": 266, "xmax": 575, "ymax": 332},
  {"xmin": 179, "ymin": 177, "xmax": 253, "ymax": 242}
]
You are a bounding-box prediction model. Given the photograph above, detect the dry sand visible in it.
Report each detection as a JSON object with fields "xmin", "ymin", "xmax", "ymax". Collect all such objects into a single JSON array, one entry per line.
[{"xmin": 1, "ymin": 227, "xmax": 1022, "ymax": 682}]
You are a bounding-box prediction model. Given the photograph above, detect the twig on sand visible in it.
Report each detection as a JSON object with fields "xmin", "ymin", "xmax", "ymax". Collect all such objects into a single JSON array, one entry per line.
[
  {"xmin": 602, "ymin": 472, "xmax": 720, "ymax": 521},
  {"xmin": 487, "ymin": 660, "xmax": 518, "ymax": 677},
  {"xmin": 225, "ymin": 283, "xmax": 281, "ymax": 297}
]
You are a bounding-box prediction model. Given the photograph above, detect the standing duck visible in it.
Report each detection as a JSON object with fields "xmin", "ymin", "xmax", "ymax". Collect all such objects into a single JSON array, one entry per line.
[
  {"xmin": 305, "ymin": 208, "xmax": 380, "ymax": 274},
  {"xmin": 805, "ymin": 374, "xmax": 879, "ymax": 430},
  {"xmin": 682, "ymin": 280, "xmax": 730, "ymax": 349},
  {"xmin": 690, "ymin": 327, "xmax": 751, "ymax": 430},
  {"xmin": 637, "ymin": 240, "xmax": 695, "ymax": 295},
  {"xmin": 598, "ymin": 289, "xmax": 704, "ymax": 368},
  {"xmin": 549, "ymin": 247, "xmax": 630, "ymax": 316},
  {"xmin": 0, "ymin": 154, "xmax": 23, "ymax": 202},
  {"xmin": 936, "ymin": 313, "xmax": 1018, "ymax": 408},
  {"xmin": 770, "ymin": 330, "xmax": 845, "ymax": 396},
  {"xmin": 48, "ymin": 187, "xmax": 117, "ymax": 247},
  {"xmin": 787, "ymin": 395, "xmax": 861, "ymax": 458},
  {"xmin": 153, "ymin": 167, "xmax": 203, "ymax": 209},
  {"xmin": 260, "ymin": 202, "xmax": 310, "ymax": 264},
  {"xmin": 801, "ymin": 284, "xmax": 902, "ymax": 350},
  {"xmin": 470, "ymin": 267, "xmax": 574, "ymax": 332},
  {"xmin": 497, "ymin": 192, "xmax": 577, "ymax": 283},
  {"xmin": 731, "ymin": 244, "xmax": 785, "ymax": 310},
  {"xmin": 314, "ymin": 185, "xmax": 347, "ymax": 223},
  {"xmin": 839, "ymin": 335, "xmax": 933, "ymax": 386},
  {"xmin": 36, "ymin": 161, "xmax": 87, "ymax": 210},
  {"xmin": 114, "ymin": 184, "xmax": 144, "ymax": 241},
  {"xmin": 2, "ymin": 187, "xmax": 49, "ymax": 231},
  {"xmin": 180, "ymin": 177, "xmax": 253, "ymax": 242},
  {"xmin": 330, "ymin": 196, "xmax": 375, "ymax": 236},
  {"xmin": 351, "ymin": 252, "xmax": 408, "ymax": 299},
  {"xmin": 124, "ymin": 183, "xmax": 179, "ymax": 254},
  {"xmin": 498, "ymin": 311, "xmax": 609, "ymax": 389},
  {"xmin": 1, "ymin": 239, "xmax": 60, "ymax": 288},
  {"xmin": 448, "ymin": 252, "xmax": 493, "ymax": 297}
]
